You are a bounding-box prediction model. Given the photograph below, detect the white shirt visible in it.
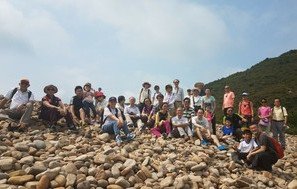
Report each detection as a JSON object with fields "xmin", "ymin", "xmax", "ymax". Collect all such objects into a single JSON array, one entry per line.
[
  {"xmin": 102, "ymin": 107, "xmax": 121, "ymax": 125},
  {"xmin": 190, "ymin": 95, "xmax": 202, "ymax": 108},
  {"xmin": 172, "ymin": 116, "xmax": 188, "ymax": 125},
  {"xmin": 164, "ymin": 92, "xmax": 176, "ymax": 109},
  {"xmin": 238, "ymin": 139, "xmax": 258, "ymax": 153},
  {"xmin": 173, "ymin": 87, "xmax": 184, "ymax": 101},
  {"xmin": 5, "ymin": 88, "xmax": 34, "ymax": 109},
  {"xmin": 124, "ymin": 105, "xmax": 140, "ymax": 116},
  {"xmin": 139, "ymin": 88, "xmax": 151, "ymax": 103}
]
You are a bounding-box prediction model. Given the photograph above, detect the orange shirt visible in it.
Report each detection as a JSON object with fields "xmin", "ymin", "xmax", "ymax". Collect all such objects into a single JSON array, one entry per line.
[
  {"xmin": 223, "ymin": 91, "xmax": 235, "ymax": 108},
  {"xmin": 239, "ymin": 100, "xmax": 252, "ymax": 116}
]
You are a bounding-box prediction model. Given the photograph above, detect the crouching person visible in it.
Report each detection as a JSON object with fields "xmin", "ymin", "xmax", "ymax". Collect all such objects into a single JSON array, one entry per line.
[
  {"xmin": 247, "ymin": 124, "xmax": 278, "ymax": 172},
  {"xmin": 39, "ymin": 85, "xmax": 77, "ymax": 131},
  {"xmin": 102, "ymin": 97, "xmax": 135, "ymax": 145},
  {"xmin": 0, "ymin": 79, "xmax": 34, "ymax": 131},
  {"xmin": 171, "ymin": 107, "xmax": 193, "ymax": 140},
  {"xmin": 69, "ymin": 86, "xmax": 88, "ymax": 127},
  {"xmin": 124, "ymin": 97, "xmax": 144, "ymax": 131}
]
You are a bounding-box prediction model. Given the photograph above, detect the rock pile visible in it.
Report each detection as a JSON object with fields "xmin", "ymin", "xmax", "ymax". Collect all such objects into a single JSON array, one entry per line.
[{"xmin": 0, "ymin": 106, "xmax": 296, "ymax": 188}]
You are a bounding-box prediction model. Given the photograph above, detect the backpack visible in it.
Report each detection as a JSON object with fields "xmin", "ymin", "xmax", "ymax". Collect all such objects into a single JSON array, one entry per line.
[
  {"xmin": 102, "ymin": 106, "xmax": 119, "ymax": 125},
  {"xmin": 268, "ymin": 136, "xmax": 284, "ymax": 159},
  {"xmin": 10, "ymin": 87, "xmax": 32, "ymax": 101},
  {"xmin": 272, "ymin": 106, "xmax": 285, "ymax": 118}
]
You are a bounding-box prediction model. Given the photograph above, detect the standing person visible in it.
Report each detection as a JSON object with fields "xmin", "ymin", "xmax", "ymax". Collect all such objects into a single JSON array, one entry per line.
[
  {"xmin": 173, "ymin": 79, "xmax": 184, "ymax": 109},
  {"xmin": 238, "ymin": 92, "xmax": 254, "ymax": 128},
  {"xmin": 138, "ymin": 82, "xmax": 151, "ymax": 112},
  {"xmin": 222, "ymin": 85, "xmax": 235, "ymax": 115},
  {"xmin": 164, "ymin": 84, "xmax": 176, "ymax": 116},
  {"xmin": 171, "ymin": 107, "xmax": 193, "ymax": 140},
  {"xmin": 0, "ymin": 79, "xmax": 34, "ymax": 131},
  {"xmin": 83, "ymin": 83, "xmax": 97, "ymax": 120},
  {"xmin": 247, "ymin": 124, "xmax": 278, "ymax": 171},
  {"xmin": 190, "ymin": 88, "xmax": 202, "ymax": 113},
  {"xmin": 70, "ymin": 86, "xmax": 87, "ymax": 127},
  {"xmin": 124, "ymin": 97, "xmax": 144, "ymax": 131},
  {"xmin": 271, "ymin": 98, "xmax": 288, "ymax": 150},
  {"xmin": 258, "ymin": 98, "xmax": 272, "ymax": 134},
  {"xmin": 152, "ymin": 85, "xmax": 162, "ymax": 106},
  {"xmin": 185, "ymin": 89, "xmax": 192, "ymax": 99},
  {"xmin": 151, "ymin": 102, "xmax": 172, "ymax": 138},
  {"xmin": 194, "ymin": 82, "xmax": 205, "ymax": 96},
  {"xmin": 102, "ymin": 97, "xmax": 135, "ymax": 145},
  {"xmin": 202, "ymin": 89, "xmax": 216, "ymax": 134},
  {"xmin": 39, "ymin": 85, "xmax": 77, "ymax": 131}
]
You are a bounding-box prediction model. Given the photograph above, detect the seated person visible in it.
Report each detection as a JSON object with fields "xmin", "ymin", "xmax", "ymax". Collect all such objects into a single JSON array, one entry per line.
[
  {"xmin": 124, "ymin": 97, "xmax": 144, "ymax": 131},
  {"xmin": 247, "ymin": 124, "xmax": 278, "ymax": 172},
  {"xmin": 151, "ymin": 102, "xmax": 172, "ymax": 138},
  {"xmin": 221, "ymin": 118, "xmax": 234, "ymax": 141},
  {"xmin": 171, "ymin": 107, "xmax": 193, "ymax": 140},
  {"xmin": 204, "ymin": 106, "xmax": 214, "ymax": 134},
  {"xmin": 39, "ymin": 85, "xmax": 77, "ymax": 131},
  {"xmin": 149, "ymin": 93, "xmax": 164, "ymax": 121},
  {"xmin": 69, "ymin": 86, "xmax": 88, "ymax": 127},
  {"xmin": 192, "ymin": 109, "xmax": 227, "ymax": 150},
  {"xmin": 82, "ymin": 83, "xmax": 96, "ymax": 120},
  {"xmin": 94, "ymin": 91, "xmax": 107, "ymax": 123},
  {"xmin": 141, "ymin": 98, "xmax": 154, "ymax": 129},
  {"xmin": 0, "ymin": 79, "xmax": 34, "ymax": 131},
  {"xmin": 102, "ymin": 97, "xmax": 135, "ymax": 145},
  {"xmin": 231, "ymin": 129, "xmax": 258, "ymax": 164}
]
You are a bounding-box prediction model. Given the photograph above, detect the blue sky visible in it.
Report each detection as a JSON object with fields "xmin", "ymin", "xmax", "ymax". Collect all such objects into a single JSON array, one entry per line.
[{"xmin": 1, "ymin": 0, "xmax": 297, "ymax": 102}]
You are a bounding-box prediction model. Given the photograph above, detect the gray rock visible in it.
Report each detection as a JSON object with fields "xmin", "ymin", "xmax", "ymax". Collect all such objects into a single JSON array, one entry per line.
[
  {"xmin": 66, "ymin": 173, "xmax": 76, "ymax": 187},
  {"xmin": 0, "ymin": 157, "xmax": 15, "ymax": 171},
  {"xmin": 33, "ymin": 140, "xmax": 46, "ymax": 149},
  {"xmin": 19, "ymin": 156, "xmax": 34, "ymax": 165},
  {"xmin": 77, "ymin": 180, "xmax": 90, "ymax": 189},
  {"xmin": 36, "ymin": 167, "xmax": 61, "ymax": 180},
  {"xmin": 14, "ymin": 142, "xmax": 29, "ymax": 151}
]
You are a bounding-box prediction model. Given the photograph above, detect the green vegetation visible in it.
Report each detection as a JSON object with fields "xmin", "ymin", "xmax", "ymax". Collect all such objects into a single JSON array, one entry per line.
[{"xmin": 206, "ymin": 50, "xmax": 297, "ymax": 134}]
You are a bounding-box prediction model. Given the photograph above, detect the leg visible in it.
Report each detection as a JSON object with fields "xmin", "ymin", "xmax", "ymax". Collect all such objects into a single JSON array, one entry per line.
[
  {"xmin": 79, "ymin": 108, "xmax": 87, "ymax": 125},
  {"xmin": 121, "ymin": 122, "xmax": 130, "ymax": 135},
  {"xmin": 211, "ymin": 134, "xmax": 221, "ymax": 147},
  {"xmin": 195, "ymin": 128, "xmax": 204, "ymax": 141},
  {"xmin": 125, "ymin": 115, "xmax": 134, "ymax": 127},
  {"xmin": 271, "ymin": 121, "xmax": 278, "ymax": 141},
  {"xmin": 102, "ymin": 122, "xmax": 116, "ymax": 134},
  {"xmin": 136, "ymin": 119, "xmax": 144, "ymax": 130},
  {"xmin": 278, "ymin": 122, "xmax": 286, "ymax": 149},
  {"xmin": 151, "ymin": 127, "xmax": 162, "ymax": 137},
  {"xmin": 82, "ymin": 101, "xmax": 91, "ymax": 118},
  {"xmin": 19, "ymin": 102, "xmax": 33, "ymax": 124},
  {"xmin": 177, "ymin": 127, "xmax": 186, "ymax": 137},
  {"xmin": 211, "ymin": 115, "xmax": 216, "ymax": 135},
  {"xmin": 163, "ymin": 120, "xmax": 172, "ymax": 135},
  {"xmin": 89, "ymin": 103, "xmax": 97, "ymax": 118}
]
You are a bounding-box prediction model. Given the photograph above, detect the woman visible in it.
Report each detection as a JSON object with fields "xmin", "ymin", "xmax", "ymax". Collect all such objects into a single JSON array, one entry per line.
[
  {"xmin": 202, "ymin": 89, "xmax": 216, "ymax": 134},
  {"xmin": 190, "ymin": 88, "xmax": 202, "ymax": 113},
  {"xmin": 164, "ymin": 84, "xmax": 176, "ymax": 116},
  {"xmin": 152, "ymin": 85, "xmax": 162, "ymax": 106},
  {"xmin": 39, "ymin": 85, "xmax": 77, "ymax": 131},
  {"xmin": 142, "ymin": 98, "xmax": 154, "ymax": 128},
  {"xmin": 151, "ymin": 102, "xmax": 172, "ymax": 138},
  {"xmin": 258, "ymin": 98, "xmax": 271, "ymax": 134}
]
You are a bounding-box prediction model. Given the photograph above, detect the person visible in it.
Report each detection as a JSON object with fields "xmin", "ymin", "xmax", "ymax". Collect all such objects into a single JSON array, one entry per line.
[
  {"xmin": 124, "ymin": 97, "xmax": 144, "ymax": 131},
  {"xmin": 82, "ymin": 83, "xmax": 97, "ymax": 120},
  {"xmin": 182, "ymin": 97, "xmax": 195, "ymax": 128},
  {"xmin": 223, "ymin": 107, "xmax": 247, "ymax": 141},
  {"xmin": 222, "ymin": 119, "xmax": 234, "ymax": 137},
  {"xmin": 164, "ymin": 84, "xmax": 176, "ymax": 116},
  {"xmin": 151, "ymin": 102, "xmax": 172, "ymax": 138},
  {"xmin": 69, "ymin": 86, "xmax": 87, "ymax": 127},
  {"xmin": 171, "ymin": 107, "xmax": 193, "ymax": 140},
  {"xmin": 0, "ymin": 79, "xmax": 34, "ymax": 131},
  {"xmin": 222, "ymin": 85, "xmax": 235, "ymax": 115},
  {"xmin": 152, "ymin": 85, "xmax": 162, "ymax": 106},
  {"xmin": 258, "ymin": 98, "xmax": 271, "ymax": 134},
  {"xmin": 271, "ymin": 98, "xmax": 288, "ymax": 150},
  {"xmin": 204, "ymin": 106, "xmax": 214, "ymax": 134},
  {"xmin": 138, "ymin": 82, "xmax": 151, "ymax": 112},
  {"xmin": 102, "ymin": 97, "xmax": 135, "ymax": 145},
  {"xmin": 202, "ymin": 89, "xmax": 216, "ymax": 134},
  {"xmin": 192, "ymin": 109, "xmax": 227, "ymax": 150},
  {"xmin": 173, "ymin": 79, "xmax": 184, "ymax": 109},
  {"xmin": 94, "ymin": 91, "xmax": 107, "ymax": 123},
  {"xmin": 116, "ymin": 95, "xmax": 126, "ymax": 123},
  {"xmin": 190, "ymin": 88, "xmax": 202, "ymax": 113},
  {"xmin": 231, "ymin": 129, "xmax": 258, "ymax": 164},
  {"xmin": 39, "ymin": 85, "xmax": 77, "ymax": 131},
  {"xmin": 238, "ymin": 92, "xmax": 254, "ymax": 128},
  {"xmin": 141, "ymin": 98, "xmax": 154, "ymax": 129},
  {"xmin": 149, "ymin": 93, "xmax": 164, "ymax": 123},
  {"xmin": 185, "ymin": 89, "xmax": 192, "ymax": 99},
  {"xmin": 247, "ymin": 124, "xmax": 278, "ymax": 171}
]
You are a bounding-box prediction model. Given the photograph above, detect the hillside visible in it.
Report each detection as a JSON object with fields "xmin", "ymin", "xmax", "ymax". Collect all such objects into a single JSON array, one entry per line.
[{"xmin": 205, "ymin": 50, "xmax": 297, "ymax": 134}]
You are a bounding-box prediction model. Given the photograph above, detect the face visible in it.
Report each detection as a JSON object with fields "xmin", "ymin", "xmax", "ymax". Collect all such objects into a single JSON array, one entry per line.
[
  {"xmin": 261, "ymin": 100, "xmax": 267, "ymax": 106},
  {"xmin": 129, "ymin": 98, "xmax": 136, "ymax": 105},
  {"xmin": 197, "ymin": 110, "xmax": 204, "ymax": 118},
  {"xmin": 187, "ymin": 90, "xmax": 192, "ymax": 95},
  {"xmin": 243, "ymin": 133, "xmax": 252, "ymax": 140},
  {"xmin": 274, "ymin": 99, "xmax": 281, "ymax": 107},
  {"xmin": 144, "ymin": 98, "xmax": 151, "ymax": 106},
  {"xmin": 157, "ymin": 96, "xmax": 164, "ymax": 103},
  {"xmin": 144, "ymin": 84, "xmax": 150, "ymax": 89},
  {"xmin": 96, "ymin": 96, "xmax": 104, "ymax": 101},
  {"xmin": 249, "ymin": 124, "xmax": 258, "ymax": 135},
  {"xmin": 184, "ymin": 99, "xmax": 190, "ymax": 108},
  {"xmin": 205, "ymin": 89, "xmax": 210, "ymax": 95},
  {"xmin": 109, "ymin": 100, "xmax": 117, "ymax": 107},
  {"xmin": 155, "ymin": 87, "xmax": 159, "ymax": 91},
  {"xmin": 193, "ymin": 89, "xmax": 199, "ymax": 95},
  {"xmin": 242, "ymin": 96, "xmax": 248, "ymax": 100},
  {"xmin": 227, "ymin": 108, "xmax": 233, "ymax": 115},
  {"xmin": 47, "ymin": 88, "xmax": 56, "ymax": 96},
  {"xmin": 173, "ymin": 80, "xmax": 179, "ymax": 87},
  {"xmin": 19, "ymin": 82, "xmax": 29, "ymax": 91},
  {"xmin": 225, "ymin": 120, "xmax": 231, "ymax": 127},
  {"xmin": 75, "ymin": 88, "xmax": 83, "ymax": 97},
  {"xmin": 166, "ymin": 87, "xmax": 172, "ymax": 93},
  {"xmin": 85, "ymin": 85, "xmax": 91, "ymax": 91},
  {"xmin": 176, "ymin": 108, "xmax": 183, "ymax": 116},
  {"xmin": 224, "ymin": 87, "xmax": 230, "ymax": 92},
  {"xmin": 162, "ymin": 103, "xmax": 168, "ymax": 111}
]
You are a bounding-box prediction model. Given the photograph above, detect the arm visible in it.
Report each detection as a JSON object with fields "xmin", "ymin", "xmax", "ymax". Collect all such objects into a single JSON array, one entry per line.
[
  {"xmin": 247, "ymin": 145, "xmax": 266, "ymax": 160},
  {"xmin": 0, "ymin": 98, "xmax": 9, "ymax": 109},
  {"xmin": 155, "ymin": 112, "xmax": 160, "ymax": 127},
  {"xmin": 70, "ymin": 105, "xmax": 77, "ymax": 119}
]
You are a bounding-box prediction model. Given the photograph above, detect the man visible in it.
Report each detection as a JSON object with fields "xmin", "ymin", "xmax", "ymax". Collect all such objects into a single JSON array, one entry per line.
[
  {"xmin": 171, "ymin": 107, "xmax": 193, "ymax": 140},
  {"xmin": 0, "ymin": 79, "xmax": 34, "ymax": 131},
  {"xmin": 238, "ymin": 92, "xmax": 254, "ymax": 128},
  {"xmin": 192, "ymin": 109, "xmax": 227, "ymax": 150},
  {"xmin": 271, "ymin": 98, "xmax": 288, "ymax": 149},
  {"xmin": 124, "ymin": 97, "xmax": 144, "ymax": 131},
  {"xmin": 69, "ymin": 86, "xmax": 87, "ymax": 127},
  {"xmin": 102, "ymin": 97, "xmax": 135, "ymax": 145},
  {"xmin": 182, "ymin": 97, "xmax": 195, "ymax": 128},
  {"xmin": 222, "ymin": 85, "xmax": 235, "ymax": 115},
  {"xmin": 173, "ymin": 79, "xmax": 184, "ymax": 109},
  {"xmin": 247, "ymin": 124, "xmax": 278, "ymax": 171}
]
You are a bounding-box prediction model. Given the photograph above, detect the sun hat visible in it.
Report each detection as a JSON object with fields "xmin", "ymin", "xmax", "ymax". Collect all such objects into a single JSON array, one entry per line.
[
  {"xmin": 142, "ymin": 82, "xmax": 151, "ymax": 88},
  {"xmin": 44, "ymin": 84, "xmax": 58, "ymax": 93}
]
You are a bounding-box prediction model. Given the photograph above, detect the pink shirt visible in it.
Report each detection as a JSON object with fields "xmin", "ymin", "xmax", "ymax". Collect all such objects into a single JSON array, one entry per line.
[
  {"xmin": 258, "ymin": 106, "xmax": 271, "ymax": 126},
  {"xmin": 223, "ymin": 91, "xmax": 235, "ymax": 108}
]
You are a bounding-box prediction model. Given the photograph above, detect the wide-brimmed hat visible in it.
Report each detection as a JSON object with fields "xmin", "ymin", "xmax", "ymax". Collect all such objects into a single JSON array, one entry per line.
[
  {"xmin": 142, "ymin": 82, "xmax": 151, "ymax": 88},
  {"xmin": 95, "ymin": 91, "xmax": 106, "ymax": 98},
  {"xmin": 44, "ymin": 85, "xmax": 58, "ymax": 93},
  {"xmin": 194, "ymin": 82, "xmax": 204, "ymax": 88}
]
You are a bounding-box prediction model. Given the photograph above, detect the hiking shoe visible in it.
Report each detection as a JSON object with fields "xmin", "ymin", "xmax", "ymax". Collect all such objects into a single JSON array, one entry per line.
[
  {"xmin": 116, "ymin": 135, "xmax": 123, "ymax": 145},
  {"xmin": 201, "ymin": 139, "xmax": 208, "ymax": 146},
  {"xmin": 126, "ymin": 133, "xmax": 135, "ymax": 141},
  {"xmin": 68, "ymin": 124, "xmax": 77, "ymax": 131},
  {"xmin": 49, "ymin": 125, "xmax": 58, "ymax": 132},
  {"xmin": 217, "ymin": 145, "xmax": 228, "ymax": 151}
]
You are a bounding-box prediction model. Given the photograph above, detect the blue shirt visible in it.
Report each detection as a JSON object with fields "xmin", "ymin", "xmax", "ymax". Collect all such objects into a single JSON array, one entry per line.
[{"xmin": 222, "ymin": 125, "xmax": 234, "ymax": 135}]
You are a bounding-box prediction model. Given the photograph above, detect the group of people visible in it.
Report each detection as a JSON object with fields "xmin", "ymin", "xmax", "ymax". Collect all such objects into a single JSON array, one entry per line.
[{"xmin": 0, "ymin": 78, "xmax": 289, "ymax": 171}]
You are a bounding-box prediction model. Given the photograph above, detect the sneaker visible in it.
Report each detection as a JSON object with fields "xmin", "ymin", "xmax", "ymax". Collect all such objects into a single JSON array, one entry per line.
[
  {"xmin": 126, "ymin": 133, "xmax": 135, "ymax": 141},
  {"xmin": 217, "ymin": 145, "xmax": 228, "ymax": 151},
  {"xmin": 68, "ymin": 124, "xmax": 78, "ymax": 131},
  {"xmin": 116, "ymin": 135, "xmax": 123, "ymax": 145},
  {"xmin": 201, "ymin": 139, "xmax": 208, "ymax": 146},
  {"xmin": 49, "ymin": 125, "xmax": 58, "ymax": 132}
]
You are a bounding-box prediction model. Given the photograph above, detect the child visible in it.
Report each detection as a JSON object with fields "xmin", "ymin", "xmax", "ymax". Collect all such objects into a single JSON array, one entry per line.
[
  {"xmin": 222, "ymin": 119, "xmax": 234, "ymax": 140},
  {"xmin": 83, "ymin": 83, "xmax": 97, "ymax": 121},
  {"xmin": 204, "ymin": 106, "xmax": 213, "ymax": 134},
  {"xmin": 231, "ymin": 129, "xmax": 258, "ymax": 164}
]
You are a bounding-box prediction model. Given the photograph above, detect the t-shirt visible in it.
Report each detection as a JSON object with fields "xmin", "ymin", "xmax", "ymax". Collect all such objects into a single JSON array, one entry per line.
[
  {"xmin": 202, "ymin": 95, "xmax": 216, "ymax": 112},
  {"xmin": 223, "ymin": 91, "xmax": 235, "ymax": 109},
  {"xmin": 239, "ymin": 100, "xmax": 252, "ymax": 116},
  {"xmin": 272, "ymin": 106, "xmax": 288, "ymax": 121},
  {"xmin": 222, "ymin": 125, "xmax": 234, "ymax": 135},
  {"xmin": 258, "ymin": 106, "xmax": 271, "ymax": 126},
  {"xmin": 5, "ymin": 88, "xmax": 35, "ymax": 109},
  {"xmin": 238, "ymin": 138, "xmax": 258, "ymax": 153},
  {"xmin": 102, "ymin": 106, "xmax": 121, "ymax": 125},
  {"xmin": 192, "ymin": 116, "xmax": 209, "ymax": 130},
  {"xmin": 70, "ymin": 96, "xmax": 84, "ymax": 111},
  {"xmin": 256, "ymin": 133, "xmax": 276, "ymax": 154},
  {"xmin": 223, "ymin": 113, "xmax": 243, "ymax": 131},
  {"xmin": 183, "ymin": 107, "xmax": 195, "ymax": 121}
]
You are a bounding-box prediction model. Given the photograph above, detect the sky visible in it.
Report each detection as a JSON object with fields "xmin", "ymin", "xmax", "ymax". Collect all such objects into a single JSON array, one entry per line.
[{"xmin": 1, "ymin": 0, "xmax": 297, "ymax": 102}]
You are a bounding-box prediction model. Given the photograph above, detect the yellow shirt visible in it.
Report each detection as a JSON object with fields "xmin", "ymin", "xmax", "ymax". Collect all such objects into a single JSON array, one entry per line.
[{"xmin": 272, "ymin": 106, "xmax": 288, "ymax": 121}]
